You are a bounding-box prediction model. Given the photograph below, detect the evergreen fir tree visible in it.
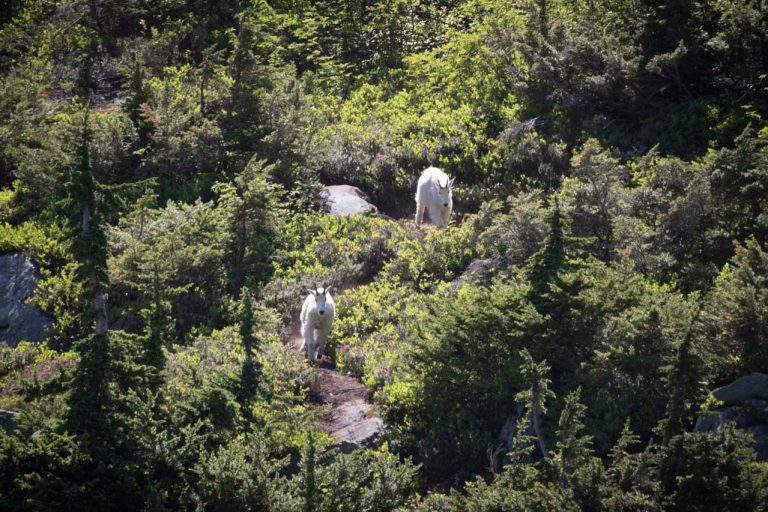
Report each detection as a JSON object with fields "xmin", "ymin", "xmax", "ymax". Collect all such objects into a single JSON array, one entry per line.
[
  {"xmin": 527, "ymin": 201, "xmax": 566, "ymax": 306},
  {"xmin": 238, "ymin": 286, "xmax": 262, "ymax": 413},
  {"xmin": 516, "ymin": 348, "xmax": 555, "ymax": 459},
  {"xmin": 554, "ymin": 388, "xmax": 593, "ymax": 488},
  {"xmin": 123, "ymin": 53, "xmax": 153, "ymax": 148},
  {"xmin": 140, "ymin": 269, "xmax": 172, "ymax": 389},
  {"xmin": 601, "ymin": 420, "xmax": 661, "ymax": 511},
  {"xmin": 661, "ymin": 307, "xmax": 704, "ymax": 448},
  {"xmin": 63, "ymin": 108, "xmax": 112, "ymax": 451},
  {"xmin": 302, "ymin": 430, "xmax": 318, "ymax": 512}
]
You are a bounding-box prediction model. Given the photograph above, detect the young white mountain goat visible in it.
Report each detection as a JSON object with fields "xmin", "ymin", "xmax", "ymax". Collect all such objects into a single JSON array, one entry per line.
[
  {"xmin": 300, "ymin": 284, "xmax": 336, "ymax": 362},
  {"xmin": 415, "ymin": 166, "xmax": 454, "ymax": 228}
]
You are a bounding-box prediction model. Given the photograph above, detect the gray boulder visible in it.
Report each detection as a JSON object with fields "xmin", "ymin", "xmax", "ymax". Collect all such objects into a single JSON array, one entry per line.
[
  {"xmin": 695, "ymin": 374, "xmax": 768, "ymax": 461},
  {"xmin": 712, "ymin": 373, "xmax": 768, "ymax": 404},
  {"xmin": 0, "ymin": 253, "xmax": 51, "ymax": 346},
  {"xmin": 749, "ymin": 424, "xmax": 768, "ymax": 460},
  {"xmin": 0, "ymin": 409, "xmax": 19, "ymax": 433},
  {"xmin": 499, "ymin": 403, "xmax": 534, "ymax": 452},
  {"xmin": 319, "ymin": 185, "xmax": 378, "ymax": 216},
  {"xmin": 452, "ymin": 256, "xmax": 506, "ymax": 290}
]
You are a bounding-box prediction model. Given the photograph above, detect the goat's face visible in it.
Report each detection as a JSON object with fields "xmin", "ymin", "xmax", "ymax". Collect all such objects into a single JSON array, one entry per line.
[
  {"xmin": 436, "ymin": 177, "xmax": 453, "ymax": 208},
  {"xmin": 309, "ymin": 285, "xmax": 333, "ymax": 315}
]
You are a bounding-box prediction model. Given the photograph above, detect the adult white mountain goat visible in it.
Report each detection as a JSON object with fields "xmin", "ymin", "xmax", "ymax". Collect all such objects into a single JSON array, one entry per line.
[
  {"xmin": 300, "ymin": 284, "xmax": 335, "ymax": 362},
  {"xmin": 415, "ymin": 166, "xmax": 454, "ymax": 228}
]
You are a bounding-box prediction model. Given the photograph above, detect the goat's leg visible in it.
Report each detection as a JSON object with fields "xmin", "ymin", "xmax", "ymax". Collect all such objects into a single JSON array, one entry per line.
[
  {"xmin": 427, "ymin": 204, "xmax": 443, "ymax": 228},
  {"xmin": 304, "ymin": 325, "xmax": 316, "ymax": 362},
  {"xmin": 415, "ymin": 200, "xmax": 426, "ymax": 225},
  {"xmin": 440, "ymin": 208, "xmax": 451, "ymax": 228},
  {"xmin": 299, "ymin": 322, "xmax": 306, "ymax": 354},
  {"xmin": 316, "ymin": 325, "xmax": 331, "ymax": 359}
]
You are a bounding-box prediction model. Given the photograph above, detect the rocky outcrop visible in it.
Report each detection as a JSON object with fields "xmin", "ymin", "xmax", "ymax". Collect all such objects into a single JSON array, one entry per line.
[
  {"xmin": 695, "ymin": 373, "xmax": 768, "ymax": 460},
  {"xmin": 310, "ymin": 365, "xmax": 383, "ymax": 452},
  {"xmin": 0, "ymin": 409, "xmax": 19, "ymax": 433},
  {"xmin": 711, "ymin": 373, "xmax": 768, "ymax": 404},
  {"xmin": 319, "ymin": 185, "xmax": 378, "ymax": 216},
  {"xmin": 0, "ymin": 253, "xmax": 51, "ymax": 346},
  {"xmin": 499, "ymin": 403, "xmax": 534, "ymax": 452},
  {"xmin": 452, "ymin": 256, "xmax": 506, "ymax": 290}
]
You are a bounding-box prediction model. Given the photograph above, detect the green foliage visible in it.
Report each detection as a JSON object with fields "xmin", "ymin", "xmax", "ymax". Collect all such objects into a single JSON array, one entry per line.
[
  {"xmin": 212, "ymin": 156, "xmax": 285, "ymax": 291},
  {"xmin": 0, "ymin": 342, "xmax": 76, "ymax": 414},
  {"xmin": 526, "ymin": 202, "xmax": 568, "ymax": 305},
  {"xmin": 661, "ymin": 426, "xmax": 768, "ymax": 512},
  {"xmin": 237, "ymin": 287, "xmax": 262, "ymax": 412},
  {"xmin": 293, "ymin": 432, "xmax": 420, "ymax": 512},
  {"xmin": 559, "ymin": 139, "xmax": 630, "ymax": 262},
  {"xmin": 140, "ymin": 274, "xmax": 172, "ymax": 388},
  {"xmin": 706, "ymin": 237, "xmax": 768, "ymax": 376},
  {"xmin": 458, "ymin": 459, "xmax": 579, "ymax": 512},
  {"xmin": 108, "ymin": 193, "xmax": 230, "ymax": 336},
  {"xmin": 0, "ymin": 427, "xmax": 88, "ymax": 509},
  {"xmin": 577, "ymin": 268, "xmax": 692, "ymax": 451},
  {"xmin": 387, "ymin": 280, "xmax": 537, "ymax": 480},
  {"xmin": 273, "ymin": 211, "xmax": 409, "ymax": 284},
  {"xmin": 2, "ymin": 0, "xmax": 768, "ymax": 508},
  {"xmin": 0, "ymin": 221, "xmax": 65, "ymax": 267},
  {"xmin": 192, "ymin": 432, "xmax": 280, "ymax": 511},
  {"xmin": 516, "ymin": 348, "xmax": 555, "ymax": 458},
  {"xmin": 600, "ymin": 420, "xmax": 661, "ymax": 511}
]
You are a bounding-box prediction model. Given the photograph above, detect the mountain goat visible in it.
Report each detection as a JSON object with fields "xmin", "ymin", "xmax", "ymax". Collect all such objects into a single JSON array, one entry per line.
[
  {"xmin": 300, "ymin": 284, "xmax": 335, "ymax": 362},
  {"xmin": 415, "ymin": 166, "xmax": 454, "ymax": 228}
]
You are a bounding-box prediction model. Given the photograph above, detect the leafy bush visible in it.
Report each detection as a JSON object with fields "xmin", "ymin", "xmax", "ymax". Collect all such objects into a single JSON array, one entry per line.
[{"xmin": 0, "ymin": 342, "xmax": 76, "ymax": 414}]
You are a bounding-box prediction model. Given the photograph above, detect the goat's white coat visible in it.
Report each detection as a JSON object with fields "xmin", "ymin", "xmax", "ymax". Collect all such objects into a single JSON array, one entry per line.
[
  {"xmin": 299, "ymin": 286, "xmax": 336, "ymax": 362},
  {"xmin": 415, "ymin": 166, "xmax": 453, "ymax": 228}
]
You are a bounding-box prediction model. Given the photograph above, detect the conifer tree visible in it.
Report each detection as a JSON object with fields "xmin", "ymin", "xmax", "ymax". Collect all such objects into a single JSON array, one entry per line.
[
  {"xmin": 527, "ymin": 201, "xmax": 566, "ymax": 309},
  {"xmin": 140, "ymin": 269, "xmax": 172, "ymax": 389},
  {"xmin": 516, "ymin": 348, "xmax": 555, "ymax": 459},
  {"xmin": 661, "ymin": 307, "xmax": 703, "ymax": 448},
  {"xmin": 302, "ymin": 430, "xmax": 318, "ymax": 512},
  {"xmin": 238, "ymin": 286, "xmax": 262, "ymax": 412},
  {"xmin": 123, "ymin": 53, "xmax": 153, "ymax": 148},
  {"xmin": 601, "ymin": 420, "xmax": 661, "ymax": 511},
  {"xmin": 554, "ymin": 388, "xmax": 593, "ymax": 488},
  {"xmin": 63, "ymin": 108, "xmax": 112, "ymax": 448}
]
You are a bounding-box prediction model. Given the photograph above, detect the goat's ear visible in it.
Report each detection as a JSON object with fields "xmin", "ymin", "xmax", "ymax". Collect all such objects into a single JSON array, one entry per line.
[
  {"xmin": 308, "ymin": 288, "xmax": 316, "ymax": 296},
  {"xmin": 448, "ymin": 177, "xmax": 455, "ymax": 187},
  {"xmin": 325, "ymin": 285, "xmax": 333, "ymax": 294}
]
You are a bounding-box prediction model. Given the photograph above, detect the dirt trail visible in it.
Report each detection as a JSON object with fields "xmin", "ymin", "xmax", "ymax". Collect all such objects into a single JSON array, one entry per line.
[
  {"xmin": 287, "ymin": 318, "xmax": 383, "ymax": 449},
  {"xmin": 282, "ymin": 185, "xmax": 419, "ymax": 448}
]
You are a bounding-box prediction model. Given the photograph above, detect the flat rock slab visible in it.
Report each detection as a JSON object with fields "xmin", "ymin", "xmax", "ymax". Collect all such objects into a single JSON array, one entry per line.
[
  {"xmin": 319, "ymin": 185, "xmax": 378, "ymax": 216},
  {"xmin": 310, "ymin": 366, "xmax": 383, "ymax": 450},
  {"xmin": 0, "ymin": 253, "xmax": 51, "ymax": 346}
]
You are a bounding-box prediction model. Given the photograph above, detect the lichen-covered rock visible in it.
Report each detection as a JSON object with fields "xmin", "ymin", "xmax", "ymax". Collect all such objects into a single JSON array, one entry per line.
[
  {"xmin": 319, "ymin": 185, "xmax": 378, "ymax": 216},
  {"xmin": 0, "ymin": 253, "xmax": 51, "ymax": 346}
]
